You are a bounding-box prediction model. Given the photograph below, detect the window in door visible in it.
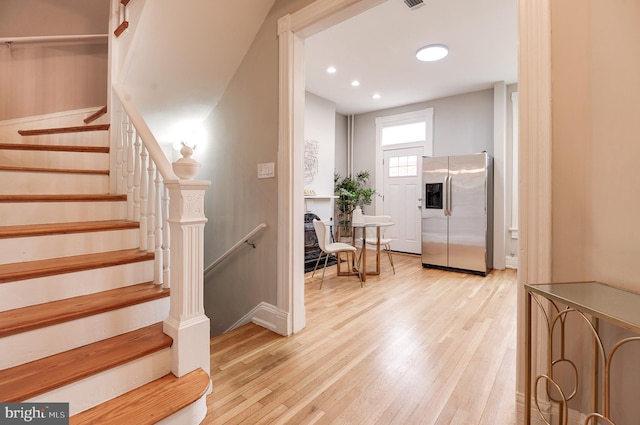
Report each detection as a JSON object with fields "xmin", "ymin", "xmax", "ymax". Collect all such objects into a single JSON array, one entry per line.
[{"xmin": 388, "ymin": 155, "xmax": 418, "ymax": 177}]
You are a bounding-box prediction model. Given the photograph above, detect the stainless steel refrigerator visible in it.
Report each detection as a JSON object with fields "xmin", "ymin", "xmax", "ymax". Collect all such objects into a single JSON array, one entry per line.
[{"xmin": 421, "ymin": 153, "xmax": 493, "ymax": 275}]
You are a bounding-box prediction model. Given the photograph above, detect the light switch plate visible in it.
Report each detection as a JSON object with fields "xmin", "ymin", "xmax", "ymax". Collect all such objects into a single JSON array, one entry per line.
[{"xmin": 257, "ymin": 162, "xmax": 275, "ymax": 179}]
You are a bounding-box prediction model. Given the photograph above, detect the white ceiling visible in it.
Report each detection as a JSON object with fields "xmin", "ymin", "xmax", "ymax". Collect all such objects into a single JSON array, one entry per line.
[{"xmin": 304, "ymin": 0, "xmax": 518, "ymax": 115}]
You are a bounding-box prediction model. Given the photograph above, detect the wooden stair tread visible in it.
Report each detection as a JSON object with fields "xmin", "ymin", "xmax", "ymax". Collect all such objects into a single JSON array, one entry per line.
[
  {"xmin": 0, "ymin": 323, "xmax": 172, "ymax": 402},
  {"xmin": 0, "ymin": 282, "xmax": 168, "ymax": 338},
  {"xmin": 83, "ymin": 106, "xmax": 107, "ymax": 124},
  {"xmin": 0, "ymin": 194, "xmax": 126, "ymax": 203},
  {"xmin": 0, "ymin": 165, "xmax": 109, "ymax": 175},
  {"xmin": 70, "ymin": 368, "xmax": 209, "ymax": 425},
  {"xmin": 0, "ymin": 220, "xmax": 139, "ymax": 239},
  {"xmin": 18, "ymin": 124, "xmax": 110, "ymax": 136},
  {"xmin": 0, "ymin": 248, "xmax": 154, "ymax": 284},
  {"xmin": 0, "ymin": 143, "xmax": 109, "ymax": 153}
]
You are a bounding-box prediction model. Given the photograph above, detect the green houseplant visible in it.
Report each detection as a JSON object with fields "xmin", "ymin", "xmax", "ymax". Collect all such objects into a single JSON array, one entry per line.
[{"xmin": 334, "ymin": 170, "xmax": 376, "ymax": 238}]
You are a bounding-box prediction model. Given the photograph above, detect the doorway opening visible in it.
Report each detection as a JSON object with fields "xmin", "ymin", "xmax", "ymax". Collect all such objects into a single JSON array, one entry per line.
[{"xmin": 277, "ymin": 0, "xmax": 523, "ymax": 335}]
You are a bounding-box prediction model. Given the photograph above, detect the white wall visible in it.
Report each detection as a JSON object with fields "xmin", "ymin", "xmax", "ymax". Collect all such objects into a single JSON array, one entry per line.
[
  {"xmin": 120, "ymin": 0, "xmax": 275, "ymax": 144},
  {"xmin": 546, "ymin": 0, "xmax": 640, "ymax": 422},
  {"xmin": 0, "ymin": 0, "xmax": 108, "ymax": 120},
  {"xmin": 303, "ymin": 92, "xmax": 336, "ymax": 221},
  {"xmin": 0, "ymin": 0, "xmax": 108, "ymax": 37},
  {"xmin": 505, "ymin": 85, "xmax": 519, "ymax": 265}
]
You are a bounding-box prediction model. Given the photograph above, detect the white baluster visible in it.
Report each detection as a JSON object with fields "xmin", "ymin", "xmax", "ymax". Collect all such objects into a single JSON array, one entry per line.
[
  {"xmin": 154, "ymin": 171, "xmax": 164, "ymax": 285},
  {"xmin": 162, "ymin": 185, "xmax": 171, "ymax": 289},
  {"xmin": 133, "ymin": 134, "xmax": 141, "ymax": 221},
  {"xmin": 147, "ymin": 159, "xmax": 156, "ymax": 254},
  {"xmin": 126, "ymin": 122, "xmax": 134, "ymax": 220},
  {"xmin": 116, "ymin": 109, "xmax": 124, "ymax": 194},
  {"xmin": 139, "ymin": 144, "xmax": 148, "ymax": 251}
]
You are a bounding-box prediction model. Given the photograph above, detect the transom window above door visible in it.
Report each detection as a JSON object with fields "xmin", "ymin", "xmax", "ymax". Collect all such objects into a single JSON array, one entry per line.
[{"xmin": 381, "ymin": 122, "xmax": 426, "ymax": 146}]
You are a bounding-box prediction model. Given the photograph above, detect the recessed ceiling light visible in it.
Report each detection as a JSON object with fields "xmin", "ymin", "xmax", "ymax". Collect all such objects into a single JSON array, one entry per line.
[
  {"xmin": 416, "ymin": 44, "xmax": 449, "ymax": 62},
  {"xmin": 351, "ymin": 80, "xmax": 360, "ymax": 87},
  {"xmin": 372, "ymin": 93, "xmax": 381, "ymax": 99},
  {"xmin": 327, "ymin": 66, "xmax": 337, "ymax": 74}
]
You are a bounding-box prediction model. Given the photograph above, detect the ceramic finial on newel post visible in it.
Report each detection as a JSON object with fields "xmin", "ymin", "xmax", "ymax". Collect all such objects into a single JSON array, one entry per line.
[{"xmin": 172, "ymin": 143, "xmax": 201, "ymax": 179}]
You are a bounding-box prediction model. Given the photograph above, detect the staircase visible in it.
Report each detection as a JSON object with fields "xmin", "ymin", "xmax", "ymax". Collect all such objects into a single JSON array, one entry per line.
[{"xmin": 0, "ymin": 116, "xmax": 210, "ymax": 424}]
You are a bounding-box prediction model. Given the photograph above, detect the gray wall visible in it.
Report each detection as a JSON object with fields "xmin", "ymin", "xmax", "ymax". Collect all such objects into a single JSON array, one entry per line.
[
  {"xmin": 351, "ymin": 88, "xmax": 495, "ymax": 211},
  {"xmin": 200, "ymin": 0, "xmax": 315, "ymax": 337},
  {"xmin": 334, "ymin": 113, "xmax": 348, "ymax": 178}
]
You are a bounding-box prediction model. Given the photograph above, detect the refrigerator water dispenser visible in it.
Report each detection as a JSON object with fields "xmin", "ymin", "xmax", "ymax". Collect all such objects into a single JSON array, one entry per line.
[{"xmin": 425, "ymin": 183, "xmax": 443, "ymax": 209}]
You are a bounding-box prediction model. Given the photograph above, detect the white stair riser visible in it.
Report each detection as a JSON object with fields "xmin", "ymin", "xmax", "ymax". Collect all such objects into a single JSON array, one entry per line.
[
  {"xmin": 0, "ymin": 201, "xmax": 127, "ymax": 226},
  {"xmin": 15, "ymin": 132, "xmax": 109, "ymax": 147},
  {"xmin": 0, "ymin": 260, "xmax": 155, "ymax": 311},
  {"xmin": 0, "ymin": 150, "xmax": 109, "ymax": 170},
  {"xmin": 0, "ymin": 229, "xmax": 140, "ymax": 265},
  {"xmin": 156, "ymin": 393, "xmax": 209, "ymax": 425},
  {"xmin": 29, "ymin": 349, "xmax": 171, "ymax": 416},
  {"xmin": 0, "ymin": 171, "xmax": 109, "ymax": 194},
  {"xmin": 0, "ymin": 298, "xmax": 169, "ymax": 370}
]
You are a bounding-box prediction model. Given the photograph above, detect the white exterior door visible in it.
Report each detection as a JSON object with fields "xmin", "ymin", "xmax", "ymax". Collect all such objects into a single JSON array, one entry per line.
[{"xmin": 382, "ymin": 146, "xmax": 423, "ymax": 254}]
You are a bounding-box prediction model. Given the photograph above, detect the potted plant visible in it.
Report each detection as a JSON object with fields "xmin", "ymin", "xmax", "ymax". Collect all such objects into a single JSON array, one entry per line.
[{"xmin": 334, "ymin": 170, "xmax": 376, "ymax": 239}]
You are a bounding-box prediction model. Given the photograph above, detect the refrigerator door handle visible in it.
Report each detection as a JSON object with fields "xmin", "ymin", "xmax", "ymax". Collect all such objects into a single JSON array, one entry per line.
[
  {"xmin": 447, "ymin": 175, "xmax": 452, "ymax": 216},
  {"xmin": 442, "ymin": 176, "xmax": 447, "ymax": 216},
  {"xmin": 449, "ymin": 176, "xmax": 453, "ymax": 215},
  {"xmin": 444, "ymin": 175, "xmax": 451, "ymax": 216}
]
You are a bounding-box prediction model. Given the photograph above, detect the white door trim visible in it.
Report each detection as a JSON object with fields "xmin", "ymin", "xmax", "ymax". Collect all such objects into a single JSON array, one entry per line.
[
  {"xmin": 516, "ymin": 0, "xmax": 552, "ymax": 423},
  {"xmin": 374, "ymin": 108, "xmax": 434, "ymax": 215},
  {"xmin": 276, "ymin": 0, "xmax": 387, "ymax": 336}
]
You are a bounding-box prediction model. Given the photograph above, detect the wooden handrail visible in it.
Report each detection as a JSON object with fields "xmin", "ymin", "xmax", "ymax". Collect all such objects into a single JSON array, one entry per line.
[
  {"xmin": 204, "ymin": 224, "xmax": 267, "ymax": 276},
  {"xmin": 84, "ymin": 106, "xmax": 108, "ymax": 124},
  {"xmin": 114, "ymin": 21, "xmax": 129, "ymax": 37}
]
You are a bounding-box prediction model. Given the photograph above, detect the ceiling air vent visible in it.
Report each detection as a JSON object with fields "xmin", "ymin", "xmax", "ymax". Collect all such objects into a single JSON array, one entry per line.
[{"xmin": 404, "ymin": 0, "xmax": 425, "ymax": 9}]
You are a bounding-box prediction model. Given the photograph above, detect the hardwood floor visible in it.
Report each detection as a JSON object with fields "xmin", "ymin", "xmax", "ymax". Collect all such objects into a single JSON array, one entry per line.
[{"xmin": 204, "ymin": 253, "xmax": 517, "ymax": 425}]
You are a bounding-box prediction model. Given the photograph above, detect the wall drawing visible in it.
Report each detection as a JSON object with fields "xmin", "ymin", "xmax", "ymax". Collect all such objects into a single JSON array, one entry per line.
[{"xmin": 304, "ymin": 139, "xmax": 319, "ymax": 184}]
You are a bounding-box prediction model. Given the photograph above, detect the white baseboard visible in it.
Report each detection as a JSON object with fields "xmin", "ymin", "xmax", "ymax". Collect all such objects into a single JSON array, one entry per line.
[
  {"xmin": 225, "ymin": 302, "xmax": 289, "ymax": 336},
  {"xmin": 516, "ymin": 391, "xmax": 586, "ymax": 425},
  {"xmin": 156, "ymin": 389, "xmax": 209, "ymax": 425},
  {"xmin": 516, "ymin": 391, "xmax": 550, "ymax": 425},
  {"xmin": 506, "ymin": 255, "xmax": 519, "ymax": 269}
]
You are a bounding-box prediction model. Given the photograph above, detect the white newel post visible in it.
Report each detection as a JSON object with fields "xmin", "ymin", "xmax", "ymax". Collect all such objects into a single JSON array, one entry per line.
[{"xmin": 163, "ymin": 146, "xmax": 211, "ymax": 378}]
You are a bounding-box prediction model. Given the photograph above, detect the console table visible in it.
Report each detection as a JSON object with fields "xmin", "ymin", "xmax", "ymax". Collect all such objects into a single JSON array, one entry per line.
[{"xmin": 525, "ymin": 281, "xmax": 640, "ymax": 425}]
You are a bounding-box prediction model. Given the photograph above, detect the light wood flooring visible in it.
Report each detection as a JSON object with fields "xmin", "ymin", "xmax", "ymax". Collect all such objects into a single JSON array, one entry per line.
[{"xmin": 204, "ymin": 253, "xmax": 518, "ymax": 425}]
